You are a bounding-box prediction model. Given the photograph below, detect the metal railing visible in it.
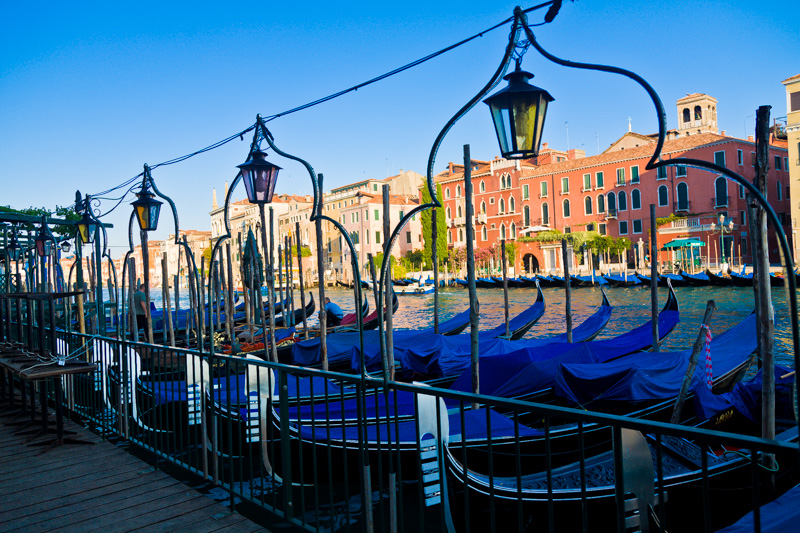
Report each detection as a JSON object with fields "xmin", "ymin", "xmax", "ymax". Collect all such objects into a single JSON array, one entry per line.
[{"xmin": 1, "ymin": 294, "xmax": 797, "ymax": 533}]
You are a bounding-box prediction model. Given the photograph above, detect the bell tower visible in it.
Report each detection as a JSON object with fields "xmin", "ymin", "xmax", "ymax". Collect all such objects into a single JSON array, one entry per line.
[{"xmin": 677, "ymin": 93, "xmax": 718, "ymax": 136}]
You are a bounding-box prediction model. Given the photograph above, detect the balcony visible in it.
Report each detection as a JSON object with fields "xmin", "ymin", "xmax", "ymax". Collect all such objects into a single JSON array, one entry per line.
[
  {"xmin": 675, "ymin": 201, "xmax": 691, "ymax": 213},
  {"xmin": 713, "ymin": 195, "xmax": 730, "ymax": 209},
  {"xmin": 606, "ymin": 208, "xmax": 618, "ymax": 219},
  {"xmin": 453, "ymin": 217, "xmax": 465, "ymax": 226},
  {"xmin": 477, "ymin": 213, "xmax": 487, "ymax": 224}
]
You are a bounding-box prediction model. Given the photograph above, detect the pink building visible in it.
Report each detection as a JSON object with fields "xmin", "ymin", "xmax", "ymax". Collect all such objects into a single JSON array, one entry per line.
[
  {"xmin": 437, "ymin": 102, "xmax": 790, "ymax": 274},
  {"xmin": 339, "ymin": 192, "xmax": 422, "ymax": 279}
]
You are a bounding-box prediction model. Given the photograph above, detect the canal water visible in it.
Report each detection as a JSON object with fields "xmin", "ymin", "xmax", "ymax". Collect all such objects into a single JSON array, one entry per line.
[
  {"xmin": 320, "ymin": 285, "xmax": 797, "ymax": 368},
  {"xmin": 119, "ymin": 284, "xmax": 797, "ymax": 368}
]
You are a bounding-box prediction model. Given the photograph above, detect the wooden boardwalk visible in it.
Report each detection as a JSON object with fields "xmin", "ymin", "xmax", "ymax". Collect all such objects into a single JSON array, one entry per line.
[{"xmin": 0, "ymin": 408, "xmax": 268, "ymax": 532}]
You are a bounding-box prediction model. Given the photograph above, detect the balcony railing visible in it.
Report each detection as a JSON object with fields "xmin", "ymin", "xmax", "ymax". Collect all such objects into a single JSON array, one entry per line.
[
  {"xmin": 675, "ymin": 201, "xmax": 691, "ymax": 212},
  {"xmin": 453, "ymin": 216, "xmax": 465, "ymax": 226},
  {"xmin": 477, "ymin": 213, "xmax": 487, "ymax": 224},
  {"xmin": 606, "ymin": 208, "xmax": 618, "ymax": 219},
  {"xmin": 713, "ymin": 195, "xmax": 730, "ymax": 208}
]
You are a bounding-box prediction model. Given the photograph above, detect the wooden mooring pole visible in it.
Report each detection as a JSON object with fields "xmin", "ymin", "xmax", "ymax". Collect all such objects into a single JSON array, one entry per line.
[
  {"xmin": 561, "ymin": 239, "xmax": 573, "ymax": 343},
  {"xmin": 650, "ymin": 204, "xmax": 660, "ymax": 352},
  {"xmin": 315, "ymin": 174, "xmax": 328, "ymax": 371},
  {"xmin": 296, "ymin": 221, "xmax": 308, "ymax": 339},
  {"xmin": 502, "ymin": 239, "xmax": 510, "ymax": 338},
  {"xmin": 464, "ymin": 145, "xmax": 479, "ymax": 402}
]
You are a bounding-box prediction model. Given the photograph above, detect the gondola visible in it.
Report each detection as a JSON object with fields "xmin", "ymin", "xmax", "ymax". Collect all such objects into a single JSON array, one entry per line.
[
  {"xmin": 571, "ymin": 274, "xmax": 608, "ymax": 287},
  {"xmin": 658, "ymin": 272, "xmax": 686, "ymax": 287},
  {"xmin": 532, "ymin": 275, "xmax": 557, "ymax": 288},
  {"xmin": 547, "ymin": 275, "xmax": 566, "ymax": 288},
  {"xmin": 443, "ymin": 362, "xmax": 795, "ymax": 532},
  {"xmin": 475, "ymin": 277, "xmax": 497, "ymax": 289},
  {"xmin": 729, "ymin": 270, "xmax": 753, "ymax": 286},
  {"xmin": 273, "ymin": 293, "xmax": 315, "ymax": 328},
  {"xmin": 679, "ymin": 269, "xmax": 710, "ymax": 286},
  {"xmin": 602, "ymin": 273, "xmax": 641, "ymax": 287},
  {"xmin": 705, "ymin": 268, "xmax": 732, "ymax": 286},
  {"xmin": 491, "ymin": 276, "xmax": 525, "ymax": 288}
]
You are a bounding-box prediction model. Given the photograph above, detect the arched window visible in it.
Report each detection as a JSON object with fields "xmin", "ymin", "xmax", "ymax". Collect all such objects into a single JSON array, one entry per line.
[
  {"xmin": 523, "ymin": 205, "xmax": 530, "ymax": 226},
  {"xmin": 499, "ymin": 198, "xmax": 505, "ymax": 214},
  {"xmin": 456, "ymin": 185, "xmax": 462, "ymax": 198},
  {"xmin": 682, "ymin": 108, "xmax": 691, "ymax": 123},
  {"xmin": 694, "ymin": 105, "xmax": 702, "ymax": 120},
  {"xmin": 505, "ymin": 174, "xmax": 512, "ymax": 188},
  {"xmin": 446, "ymin": 207, "xmax": 451, "ymax": 219},
  {"xmin": 677, "ymin": 182, "xmax": 689, "ymax": 211},
  {"xmin": 584, "ymin": 196, "xmax": 593, "ymax": 215},
  {"xmin": 658, "ymin": 185, "xmax": 669, "ymax": 206},
  {"xmin": 597, "ymin": 194, "xmax": 605, "ymax": 213},
  {"xmin": 482, "ymin": 226, "xmax": 488, "ymax": 241},
  {"xmin": 778, "ymin": 181, "xmax": 783, "ymax": 201},
  {"xmin": 447, "ymin": 231, "xmax": 452, "ymax": 244},
  {"xmin": 631, "ymin": 189, "xmax": 641, "ymax": 210},
  {"xmin": 459, "ymin": 228, "xmax": 464, "ymax": 242},
  {"xmin": 500, "ymin": 224, "xmax": 507, "ymax": 239},
  {"xmin": 481, "ymin": 201, "xmax": 486, "ymax": 214},
  {"xmin": 445, "ymin": 188, "xmax": 450, "ymax": 199},
  {"xmin": 480, "ymin": 180, "xmax": 486, "ymax": 193},
  {"xmin": 563, "ymin": 199, "xmax": 571, "ymax": 218},
  {"xmin": 509, "ymin": 197, "xmax": 515, "ymax": 213},
  {"xmin": 607, "ymin": 191, "xmax": 617, "ymax": 214},
  {"xmin": 457, "ymin": 205, "xmax": 462, "ymax": 217},
  {"xmin": 542, "ymin": 203, "xmax": 550, "ymax": 226},
  {"xmin": 714, "ymin": 177, "xmax": 728, "ymax": 207},
  {"xmin": 511, "ymin": 223, "xmax": 516, "ymax": 238},
  {"xmin": 618, "ymin": 190, "xmax": 627, "ymax": 211}
]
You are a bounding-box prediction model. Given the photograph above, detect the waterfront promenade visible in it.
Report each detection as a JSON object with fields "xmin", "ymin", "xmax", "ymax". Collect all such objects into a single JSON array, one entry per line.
[{"xmin": 0, "ymin": 408, "xmax": 267, "ymax": 532}]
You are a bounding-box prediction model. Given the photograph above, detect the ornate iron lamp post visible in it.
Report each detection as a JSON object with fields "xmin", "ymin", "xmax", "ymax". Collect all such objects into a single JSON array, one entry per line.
[
  {"xmin": 484, "ymin": 62, "xmax": 554, "ymax": 159},
  {"xmin": 132, "ymin": 170, "xmax": 163, "ymax": 232},
  {"xmin": 710, "ymin": 213, "xmax": 734, "ymax": 269}
]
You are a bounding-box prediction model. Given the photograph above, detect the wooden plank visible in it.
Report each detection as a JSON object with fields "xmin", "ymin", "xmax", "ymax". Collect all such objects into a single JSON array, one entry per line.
[
  {"xmin": 1, "ymin": 443, "xmax": 119, "ymax": 477},
  {"xmin": 163, "ymin": 512, "xmax": 259, "ymax": 533},
  {"xmin": 0, "ymin": 458, "xmax": 148, "ymax": 499},
  {"xmin": 0, "ymin": 446, "xmax": 144, "ymax": 490},
  {"xmin": 1, "ymin": 475, "xmax": 183, "ymax": 529},
  {"xmin": 47, "ymin": 489, "xmax": 215, "ymax": 532},
  {"xmin": 0, "ymin": 468, "xmax": 173, "ymax": 520}
]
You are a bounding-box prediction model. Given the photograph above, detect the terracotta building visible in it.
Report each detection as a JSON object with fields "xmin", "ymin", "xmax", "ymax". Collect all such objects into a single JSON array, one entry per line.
[{"xmin": 437, "ymin": 94, "xmax": 791, "ymax": 274}]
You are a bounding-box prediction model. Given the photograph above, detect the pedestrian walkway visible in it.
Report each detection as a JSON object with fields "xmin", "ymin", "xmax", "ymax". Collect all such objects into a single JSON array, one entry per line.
[{"xmin": 0, "ymin": 407, "xmax": 268, "ymax": 532}]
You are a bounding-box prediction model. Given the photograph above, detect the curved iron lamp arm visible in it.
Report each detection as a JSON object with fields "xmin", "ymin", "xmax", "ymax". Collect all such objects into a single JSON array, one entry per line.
[
  {"xmin": 520, "ymin": 13, "xmax": 799, "ymax": 382},
  {"xmin": 257, "ymin": 117, "xmax": 370, "ymax": 377},
  {"xmin": 373, "ymin": 7, "xmax": 524, "ymax": 381},
  {"xmin": 139, "ymin": 165, "xmax": 203, "ymax": 350}
]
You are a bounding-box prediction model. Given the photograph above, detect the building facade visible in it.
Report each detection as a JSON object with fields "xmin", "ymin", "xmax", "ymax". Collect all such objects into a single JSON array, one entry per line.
[
  {"xmin": 783, "ymin": 74, "xmax": 800, "ymax": 263},
  {"xmin": 437, "ymin": 94, "xmax": 791, "ymax": 275}
]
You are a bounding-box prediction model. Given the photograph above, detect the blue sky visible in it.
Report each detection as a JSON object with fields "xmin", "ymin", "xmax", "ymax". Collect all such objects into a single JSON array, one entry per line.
[{"xmin": 1, "ymin": 0, "xmax": 798, "ymax": 255}]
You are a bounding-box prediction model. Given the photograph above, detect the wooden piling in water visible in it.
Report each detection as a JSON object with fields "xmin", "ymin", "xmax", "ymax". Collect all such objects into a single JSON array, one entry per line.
[
  {"xmin": 463, "ymin": 145, "xmax": 479, "ymax": 401},
  {"xmin": 296, "ymin": 221, "xmax": 308, "ymax": 338},
  {"xmin": 382, "ymin": 184, "xmax": 394, "ymax": 380},
  {"xmin": 225, "ymin": 243, "xmax": 234, "ymax": 343},
  {"xmin": 432, "ymin": 207, "xmax": 439, "ymax": 333},
  {"xmin": 561, "ymin": 239, "xmax": 573, "ymax": 343},
  {"xmin": 315, "ymin": 174, "xmax": 328, "ymax": 371},
  {"xmin": 671, "ymin": 300, "xmax": 715, "ymax": 424},
  {"xmin": 754, "ymin": 105, "xmax": 776, "ymax": 446},
  {"xmin": 650, "ymin": 204, "xmax": 660, "ymax": 352},
  {"xmin": 502, "ymin": 239, "xmax": 510, "ymax": 338}
]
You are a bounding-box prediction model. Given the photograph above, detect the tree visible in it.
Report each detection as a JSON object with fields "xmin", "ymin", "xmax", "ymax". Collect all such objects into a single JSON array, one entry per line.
[
  {"xmin": 291, "ymin": 245, "xmax": 312, "ymax": 258},
  {"xmin": 0, "ymin": 205, "xmax": 81, "ymax": 237},
  {"xmin": 420, "ymin": 183, "xmax": 448, "ymax": 269}
]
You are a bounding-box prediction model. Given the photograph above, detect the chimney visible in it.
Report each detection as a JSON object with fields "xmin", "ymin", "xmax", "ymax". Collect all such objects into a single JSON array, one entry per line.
[
  {"xmin": 567, "ymin": 148, "xmax": 586, "ymax": 160},
  {"xmin": 720, "ymin": 130, "xmax": 726, "ymax": 136},
  {"xmin": 748, "ymin": 135, "xmax": 754, "ymax": 142},
  {"xmin": 212, "ymin": 188, "xmax": 218, "ymax": 210},
  {"xmin": 542, "ymin": 142, "xmax": 549, "ymax": 150},
  {"xmin": 448, "ymin": 162, "xmax": 454, "ymax": 174}
]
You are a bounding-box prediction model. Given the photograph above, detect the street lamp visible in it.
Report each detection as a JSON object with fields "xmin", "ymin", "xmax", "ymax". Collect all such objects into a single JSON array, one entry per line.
[
  {"xmin": 239, "ymin": 149, "xmax": 281, "ymax": 204},
  {"xmin": 710, "ymin": 213, "xmax": 734, "ymax": 268},
  {"xmin": 76, "ymin": 210, "xmax": 98, "ymax": 244},
  {"xmin": 33, "ymin": 222, "xmax": 54, "ymax": 258},
  {"xmin": 484, "ymin": 61, "xmax": 554, "ymax": 159},
  {"xmin": 132, "ymin": 168, "xmax": 163, "ymax": 231}
]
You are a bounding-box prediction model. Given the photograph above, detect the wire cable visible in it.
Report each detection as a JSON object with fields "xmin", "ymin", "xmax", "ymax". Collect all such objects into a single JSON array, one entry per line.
[{"xmin": 77, "ymin": 2, "xmax": 556, "ymax": 213}]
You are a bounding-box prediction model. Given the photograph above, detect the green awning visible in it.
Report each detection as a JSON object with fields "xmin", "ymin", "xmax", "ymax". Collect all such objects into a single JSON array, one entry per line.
[{"xmin": 661, "ymin": 238, "xmax": 706, "ymax": 250}]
